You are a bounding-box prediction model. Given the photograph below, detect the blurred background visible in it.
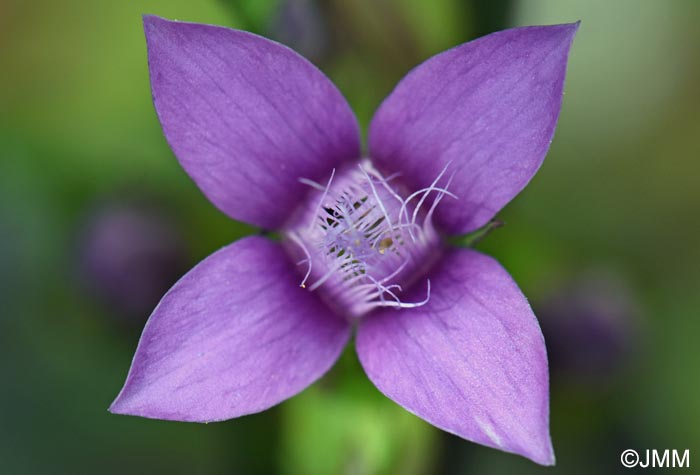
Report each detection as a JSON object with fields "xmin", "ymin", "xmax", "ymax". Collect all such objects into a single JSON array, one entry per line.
[{"xmin": 1, "ymin": 0, "xmax": 699, "ymax": 473}]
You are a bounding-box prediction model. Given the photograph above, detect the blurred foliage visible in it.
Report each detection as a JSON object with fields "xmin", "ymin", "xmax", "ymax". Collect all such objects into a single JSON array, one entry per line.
[
  {"xmin": 1, "ymin": 0, "xmax": 699, "ymax": 473},
  {"xmin": 280, "ymin": 346, "xmax": 437, "ymax": 475}
]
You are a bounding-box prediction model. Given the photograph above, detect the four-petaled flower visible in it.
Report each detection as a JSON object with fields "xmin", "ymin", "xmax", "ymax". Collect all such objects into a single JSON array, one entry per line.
[{"xmin": 110, "ymin": 15, "xmax": 578, "ymax": 465}]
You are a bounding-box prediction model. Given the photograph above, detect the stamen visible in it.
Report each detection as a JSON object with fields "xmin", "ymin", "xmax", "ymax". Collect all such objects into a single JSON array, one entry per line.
[
  {"xmin": 358, "ymin": 165, "xmax": 394, "ymax": 231},
  {"xmin": 303, "ymin": 168, "xmax": 335, "ymax": 233},
  {"xmin": 298, "ymin": 178, "xmax": 326, "ymax": 191},
  {"xmin": 308, "ymin": 257, "xmax": 347, "ymax": 291},
  {"xmin": 287, "ymin": 231, "xmax": 312, "ymax": 288},
  {"xmin": 425, "ymin": 171, "xmax": 458, "ymax": 228},
  {"xmin": 408, "ymin": 161, "xmax": 456, "ymax": 227},
  {"xmin": 378, "ymin": 280, "xmax": 431, "ymax": 309}
]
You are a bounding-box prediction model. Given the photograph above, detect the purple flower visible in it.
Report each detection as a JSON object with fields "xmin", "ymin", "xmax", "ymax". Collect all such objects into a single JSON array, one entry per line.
[
  {"xmin": 538, "ymin": 271, "xmax": 638, "ymax": 385},
  {"xmin": 78, "ymin": 198, "xmax": 189, "ymax": 321},
  {"xmin": 110, "ymin": 16, "xmax": 578, "ymax": 465}
]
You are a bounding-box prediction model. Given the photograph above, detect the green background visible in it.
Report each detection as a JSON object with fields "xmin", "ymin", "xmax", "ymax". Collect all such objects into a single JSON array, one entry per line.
[{"xmin": 1, "ymin": 0, "xmax": 699, "ymax": 473}]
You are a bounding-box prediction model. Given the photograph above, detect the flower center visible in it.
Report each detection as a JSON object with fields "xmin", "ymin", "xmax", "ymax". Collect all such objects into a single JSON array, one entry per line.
[{"xmin": 283, "ymin": 161, "xmax": 454, "ymax": 318}]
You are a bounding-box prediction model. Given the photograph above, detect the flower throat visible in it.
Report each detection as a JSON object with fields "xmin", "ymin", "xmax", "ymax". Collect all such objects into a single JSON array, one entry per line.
[{"xmin": 284, "ymin": 161, "xmax": 454, "ymax": 318}]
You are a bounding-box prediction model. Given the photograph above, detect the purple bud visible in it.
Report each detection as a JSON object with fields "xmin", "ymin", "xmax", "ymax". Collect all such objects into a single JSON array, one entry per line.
[
  {"xmin": 77, "ymin": 198, "xmax": 190, "ymax": 322},
  {"xmin": 537, "ymin": 270, "xmax": 640, "ymax": 385},
  {"xmin": 268, "ymin": 0, "xmax": 328, "ymax": 62}
]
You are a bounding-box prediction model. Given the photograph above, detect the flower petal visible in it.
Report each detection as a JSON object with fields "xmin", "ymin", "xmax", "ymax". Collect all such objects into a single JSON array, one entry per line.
[
  {"xmin": 110, "ymin": 236, "xmax": 350, "ymax": 422},
  {"xmin": 143, "ymin": 15, "xmax": 360, "ymax": 230},
  {"xmin": 369, "ymin": 23, "xmax": 578, "ymax": 234},
  {"xmin": 356, "ymin": 248, "xmax": 553, "ymax": 465}
]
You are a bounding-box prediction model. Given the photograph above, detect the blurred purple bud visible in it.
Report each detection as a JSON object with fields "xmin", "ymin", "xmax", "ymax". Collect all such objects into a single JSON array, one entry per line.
[
  {"xmin": 537, "ymin": 270, "xmax": 640, "ymax": 384},
  {"xmin": 78, "ymin": 199, "xmax": 190, "ymax": 322},
  {"xmin": 268, "ymin": 0, "xmax": 327, "ymax": 62}
]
